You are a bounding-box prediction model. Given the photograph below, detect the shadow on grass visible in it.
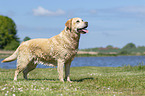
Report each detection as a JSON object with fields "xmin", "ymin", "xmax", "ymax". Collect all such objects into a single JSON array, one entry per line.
[
  {"xmin": 28, "ymin": 78, "xmax": 57, "ymax": 81},
  {"xmin": 2, "ymin": 77, "xmax": 95, "ymax": 83},
  {"xmin": 25, "ymin": 77, "xmax": 94, "ymax": 82},
  {"xmin": 72, "ymin": 77, "xmax": 94, "ymax": 82}
]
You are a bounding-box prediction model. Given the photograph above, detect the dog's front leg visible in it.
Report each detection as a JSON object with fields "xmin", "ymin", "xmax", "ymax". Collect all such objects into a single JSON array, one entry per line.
[
  {"xmin": 57, "ymin": 59, "xmax": 64, "ymax": 82},
  {"xmin": 65, "ymin": 63, "xmax": 72, "ymax": 83}
]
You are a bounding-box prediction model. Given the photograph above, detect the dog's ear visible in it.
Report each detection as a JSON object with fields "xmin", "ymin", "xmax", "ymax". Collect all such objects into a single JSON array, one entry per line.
[{"xmin": 65, "ymin": 19, "xmax": 72, "ymax": 29}]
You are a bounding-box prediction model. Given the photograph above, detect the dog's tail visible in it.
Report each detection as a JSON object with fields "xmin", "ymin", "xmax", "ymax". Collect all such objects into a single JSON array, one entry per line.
[{"xmin": 1, "ymin": 47, "xmax": 19, "ymax": 63}]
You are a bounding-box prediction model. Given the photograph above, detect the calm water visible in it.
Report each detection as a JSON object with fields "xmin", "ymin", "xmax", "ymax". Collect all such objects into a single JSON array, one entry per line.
[{"xmin": 0, "ymin": 56, "xmax": 145, "ymax": 69}]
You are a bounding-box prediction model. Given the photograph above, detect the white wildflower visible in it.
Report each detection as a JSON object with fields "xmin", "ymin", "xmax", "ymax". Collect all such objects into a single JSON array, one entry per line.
[
  {"xmin": 2, "ymin": 87, "xmax": 6, "ymax": 90},
  {"xmin": 41, "ymin": 87, "xmax": 44, "ymax": 89}
]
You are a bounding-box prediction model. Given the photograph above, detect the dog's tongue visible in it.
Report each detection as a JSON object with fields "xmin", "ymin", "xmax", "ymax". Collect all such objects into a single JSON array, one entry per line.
[{"xmin": 82, "ymin": 29, "xmax": 88, "ymax": 33}]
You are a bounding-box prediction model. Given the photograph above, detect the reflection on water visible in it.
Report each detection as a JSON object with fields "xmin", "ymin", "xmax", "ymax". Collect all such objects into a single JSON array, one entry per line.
[{"xmin": 0, "ymin": 56, "xmax": 145, "ymax": 69}]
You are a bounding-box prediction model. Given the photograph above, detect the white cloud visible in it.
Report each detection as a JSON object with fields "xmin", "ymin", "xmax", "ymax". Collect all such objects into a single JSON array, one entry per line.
[
  {"xmin": 33, "ymin": 6, "xmax": 65, "ymax": 16},
  {"xmin": 90, "ymin": 10, "xmax": 97, "ymax": 14},
  {"xmin": 119, "ymin": 6, "xmax": 145, "ymax": 14},
  {"xmin": 89, "ymin": 6, "xmax": 145, "ymax": 18}
]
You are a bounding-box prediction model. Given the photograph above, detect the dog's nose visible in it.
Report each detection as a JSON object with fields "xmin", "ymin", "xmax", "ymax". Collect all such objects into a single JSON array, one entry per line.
[{"xmin": 85, "ymin": 22, "xmax": 88, "ymax": 26}]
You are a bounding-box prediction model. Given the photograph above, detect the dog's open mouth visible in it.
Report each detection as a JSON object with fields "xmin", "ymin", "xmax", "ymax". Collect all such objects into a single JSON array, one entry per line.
[{"xmin": 77, "ymin": 27, "xmax": 88, "ymax": 34}]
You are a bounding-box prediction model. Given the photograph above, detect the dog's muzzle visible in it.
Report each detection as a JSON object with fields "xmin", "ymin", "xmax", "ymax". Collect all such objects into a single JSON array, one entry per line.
[{"xmin": 77, "ymin": 22, "xmax": 88, "ymax": 34}]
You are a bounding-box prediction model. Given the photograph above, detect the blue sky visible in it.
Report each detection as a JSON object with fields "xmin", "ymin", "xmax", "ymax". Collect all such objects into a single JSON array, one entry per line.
[{"xmin": 0, "ymin": 0, "xmax": 145, "ymax": 49}]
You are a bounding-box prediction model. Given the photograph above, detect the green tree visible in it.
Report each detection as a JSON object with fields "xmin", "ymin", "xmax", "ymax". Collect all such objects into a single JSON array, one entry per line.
[
  {"xmin": 0, "ymin": 15, "xmax": 19, "ymax": 49},
  {"xmin": 23, "ymin": 36, "xmax": 31, "ymax": 41},
  {"xmin": 123, "ymin": 43, "xmax": 136, "ymax": 49},
  {"xmin": 106, "ymin": 45, "xmax": 113, "ymax": 49},
  {"xmin": 119, "ymin": 50, "xmax": 130, "ymax": 55},
  {"xmin": 4, "ymin": 40, "xmax": 20, "ymax": 50}
]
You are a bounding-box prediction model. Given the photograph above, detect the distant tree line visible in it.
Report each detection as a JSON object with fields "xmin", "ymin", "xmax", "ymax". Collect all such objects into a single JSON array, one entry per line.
[{"xmin": 80, "ymin": 43, "xmax": 145, "ymax": 55}]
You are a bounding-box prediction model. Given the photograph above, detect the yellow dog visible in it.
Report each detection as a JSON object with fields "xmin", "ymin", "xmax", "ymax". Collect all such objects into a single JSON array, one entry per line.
[{"xmin": 2, "ymin": 17, "xmax": 88, "ymax": 82}]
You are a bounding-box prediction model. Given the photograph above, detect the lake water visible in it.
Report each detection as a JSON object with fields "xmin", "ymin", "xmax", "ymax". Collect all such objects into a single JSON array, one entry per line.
[{"xmin": 0, "ymin": 56, "xmax": 145, "ymax": 69}]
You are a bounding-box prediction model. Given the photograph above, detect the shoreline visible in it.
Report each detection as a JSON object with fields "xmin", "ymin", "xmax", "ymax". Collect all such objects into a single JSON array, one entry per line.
[
  {"xmin": 0, "ymin": 50, "xmax": 145, "ymax": 59},
  {"xmin": 0, "ymin": 50, "xmax": 14, "ymax": 59}
]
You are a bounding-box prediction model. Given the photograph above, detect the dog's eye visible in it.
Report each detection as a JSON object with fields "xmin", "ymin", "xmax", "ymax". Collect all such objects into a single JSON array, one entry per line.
[{"xmin": 76, "ymin": 20, "xmax": 80, "ymax": 23}]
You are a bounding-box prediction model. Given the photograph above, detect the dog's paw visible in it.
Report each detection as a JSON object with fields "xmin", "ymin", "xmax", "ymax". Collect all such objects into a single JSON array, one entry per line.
[
  {"xmin": 67, "ymin": 80, "xmax": 73, "ymax": 83},
  {"xmin": 60, "ymin": 79, "xmax": 64, "ymax": 82}
]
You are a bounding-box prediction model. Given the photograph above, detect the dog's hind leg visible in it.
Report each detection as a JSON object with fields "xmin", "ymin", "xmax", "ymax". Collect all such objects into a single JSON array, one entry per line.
[
  {"xmin": 23, "ymin": 62, "xmax": 37, "ymax": 80},
  {"xmin": 14, "ymin": 62, "xmax": 29, "ymax": 81},
  {"xmin": 14, "ymin": 53, "xmax": 33, "ymax": 81},
  {"xmin": 14, "ymin": 69, "xmax": 20, "ymax": 81},
  {"xmin": 14, "ymin": 63, "xmax": 28, "ymax": 81}
]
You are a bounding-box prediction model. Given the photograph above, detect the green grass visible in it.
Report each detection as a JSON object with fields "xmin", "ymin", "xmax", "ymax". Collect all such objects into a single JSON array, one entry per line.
[{"xmin": 0, "ymin": 66, "xmax": 145, "ymax": 96}]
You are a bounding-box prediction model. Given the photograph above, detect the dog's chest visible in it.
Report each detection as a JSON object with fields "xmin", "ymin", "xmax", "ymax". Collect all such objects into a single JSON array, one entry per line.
[{"xmin": 33, "ymin": 48, "xmax": 78, "ymax": 66}]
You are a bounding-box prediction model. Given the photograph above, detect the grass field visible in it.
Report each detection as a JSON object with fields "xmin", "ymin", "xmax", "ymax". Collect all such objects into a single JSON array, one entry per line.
[{"xmin": 0, "ymin": 65, "xmax": 145, "ymax": 96}]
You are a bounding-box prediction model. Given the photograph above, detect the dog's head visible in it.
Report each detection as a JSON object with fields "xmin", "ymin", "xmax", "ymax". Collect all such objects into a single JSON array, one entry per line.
[{"xmin": 65, "ymin": 17, "xmax": 88, "ymax": 34}]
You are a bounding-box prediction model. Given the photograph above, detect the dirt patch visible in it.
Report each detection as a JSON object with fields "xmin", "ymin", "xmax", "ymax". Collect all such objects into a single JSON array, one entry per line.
[
  {"xmin": 77, "ymin": 51, "xmax": 99, "ymax": 55},
  {"xmin": 0, "ymin": 50, "xmax": 14, "ymax": 54}
]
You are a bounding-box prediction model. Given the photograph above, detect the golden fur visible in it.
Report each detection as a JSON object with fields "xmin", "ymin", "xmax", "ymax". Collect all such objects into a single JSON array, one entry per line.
[{"xmin": 2, "ymin": 17, "xmax": 88, "ymax": 82}]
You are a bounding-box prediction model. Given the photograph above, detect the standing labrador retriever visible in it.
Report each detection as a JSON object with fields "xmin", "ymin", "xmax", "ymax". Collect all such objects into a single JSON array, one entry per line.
[{"xmin": 2, "ymin": 17, "xmax": 88, "ymax": 82}]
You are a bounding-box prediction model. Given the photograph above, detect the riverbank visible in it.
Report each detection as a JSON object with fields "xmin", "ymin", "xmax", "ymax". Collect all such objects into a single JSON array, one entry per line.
[
  {"xmin": 1, "ymin": 50, "xmax": 145, "ymax": 59},
  {"xmin": 0, "ymin": 50, "xmax": 14, "ymax": 58},
  {"xmin": 0, "ymin": 66, "xmax": 145, "ymax": 95}
]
